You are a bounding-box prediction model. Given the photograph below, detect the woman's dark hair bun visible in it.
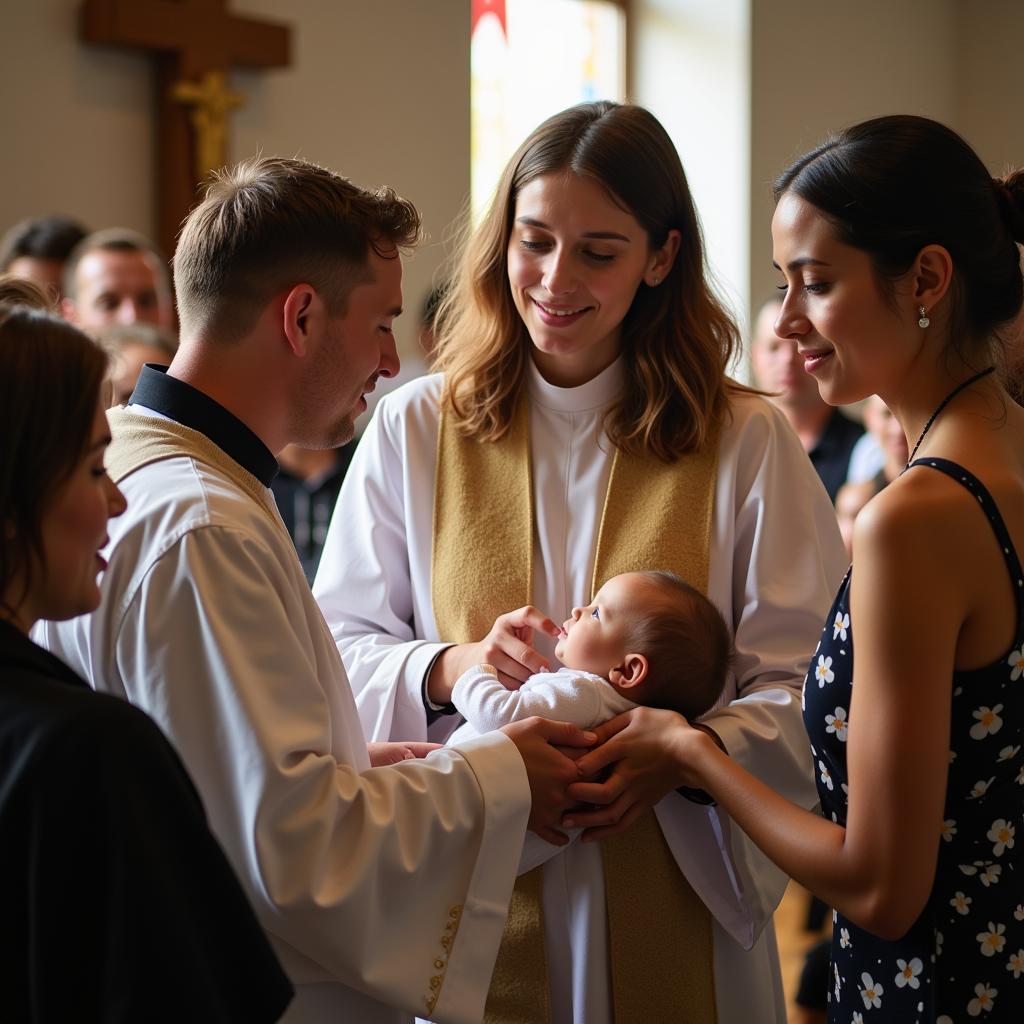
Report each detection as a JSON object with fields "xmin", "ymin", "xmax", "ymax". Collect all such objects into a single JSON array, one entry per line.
[{"xmin": 995, "ymin": 170, "xmax": 1024, "ymax": 244}]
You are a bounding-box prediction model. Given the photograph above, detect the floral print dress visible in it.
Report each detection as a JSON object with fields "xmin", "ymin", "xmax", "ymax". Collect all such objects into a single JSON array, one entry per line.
[{"xmin": 804, "ymin": 459, "xmax": 1024, "ymax": 1022}]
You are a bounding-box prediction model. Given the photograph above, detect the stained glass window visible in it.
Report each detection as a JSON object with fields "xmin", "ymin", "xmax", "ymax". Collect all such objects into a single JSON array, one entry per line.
[{"xmin": 471, "ymin": 0, "xmax": 626, "ymax": 219}]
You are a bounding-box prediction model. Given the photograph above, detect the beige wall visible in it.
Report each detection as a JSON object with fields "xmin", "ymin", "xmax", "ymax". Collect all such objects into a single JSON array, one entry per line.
[
  {"xmin": 0, "ymin": 0, "xmax": 470, "ymax": 358},
  {"xmin": 749, "ymin": 0, "xmax": 960, "ymax": 313},
  {"xmin": 749, "ymin": 0, "xmax": 1024, "ymax": 317},
  {"xmin": 955, "ymin": 0, "xmax": 1024, "ymax": 176}
]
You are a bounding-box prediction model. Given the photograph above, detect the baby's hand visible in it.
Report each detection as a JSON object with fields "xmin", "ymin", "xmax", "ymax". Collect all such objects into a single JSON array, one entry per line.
[{"xmin": 367, "ymin": 741, "xmax": 443, "ymax": 767}]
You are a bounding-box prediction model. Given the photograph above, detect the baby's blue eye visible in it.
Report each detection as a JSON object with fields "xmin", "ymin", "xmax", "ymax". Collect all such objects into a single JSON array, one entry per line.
[{"xmin": 591, "ymin": 607, "xmax": 600, "ymax": 620}]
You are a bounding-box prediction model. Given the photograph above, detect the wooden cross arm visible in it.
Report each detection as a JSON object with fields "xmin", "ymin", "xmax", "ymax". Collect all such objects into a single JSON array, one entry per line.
[{"xmin": 80, "ymin": 0, "xmax": 290, "ymax": 72}]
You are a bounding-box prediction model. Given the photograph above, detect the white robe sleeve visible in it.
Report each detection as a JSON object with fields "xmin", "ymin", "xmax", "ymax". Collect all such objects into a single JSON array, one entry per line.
[
  {"xmin": 315, "ymin": 390, "xmax": 451, "ymax": 744},
  {"xmin": 114, "ymin": 524, "xmax": 529, "ymax": 1023},
  {"xmin": 654, "ymin": 398, "xmax": 847, "ymax": 949}
]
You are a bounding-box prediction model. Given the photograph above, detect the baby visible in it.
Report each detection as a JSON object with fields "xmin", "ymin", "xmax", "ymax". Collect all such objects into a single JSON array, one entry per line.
[{"xmin": 449, "ymin": 570, "xmax": 732, "ymax": 742}]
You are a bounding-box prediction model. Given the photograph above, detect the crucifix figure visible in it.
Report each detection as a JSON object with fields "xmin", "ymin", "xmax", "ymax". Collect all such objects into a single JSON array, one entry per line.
[
  {"xmin": 171, "ymin": 70, "xmax": 245, "ymax": 183},
  {"xmin": 80, "ymin": 0, "xmax": 292, "ymax": 257}
]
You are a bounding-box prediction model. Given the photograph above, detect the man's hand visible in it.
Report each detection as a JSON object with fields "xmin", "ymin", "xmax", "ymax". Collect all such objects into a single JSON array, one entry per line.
[
  {"xmin": 427, "ymin": 605, "xmax": 561, "ymax": 704},
  {"xmin": 367, "ymin": 741, "xmax": 443, "ymax": 767},
  {"xmin": 502, "ymin": 717, "xmax": 596, "ymax": 846},
  {"xmin": 561, "ymin": 707, "xmax": 712, "ymax": 841}
]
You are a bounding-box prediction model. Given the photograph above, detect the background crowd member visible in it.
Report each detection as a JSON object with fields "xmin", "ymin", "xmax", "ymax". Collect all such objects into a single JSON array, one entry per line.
[
  {"xmin": 316, "ymin": 101, "xmax": 845, "ymax": 1023},
  {"xmin": 0, "ymin": 272, "xmax": 55, "ymax": 311},
  {"xmin": 0, "ymin": 303, "xmax": 292, "ymax": 1023},
  {"xmin": 834, "ymin": 396, "xmax": 910, "ymax": 556},
  {"xmin": 61, "ymin": 227, "xmax": 175, "ymax": 333},
  {"xmin": 750, "ymin": 296, "xmax": 864, "ymax": 502},
  {"xmin": 0, "ymin": 214, "xmax": 88, "ymax": 301},
  {"xmin": 417, "ymin": 282, "xmax": 447, "ymax": 369},
  {"xmin": 271, "ymin": 442, "xmax": 356, "ymax": 583},
  {"xmin": 98, "ymin": 321, "xmax": 178, "ymax": 407}
]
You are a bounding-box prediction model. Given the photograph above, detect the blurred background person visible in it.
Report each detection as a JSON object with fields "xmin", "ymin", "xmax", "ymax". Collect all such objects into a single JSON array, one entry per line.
[
  {"xmin": 61, "ymin": 227, "xmax": 175, "ymax": 334},
  {"xmin": 0, "ymin": 273, "xmax": 56, "ymax": 312},
  {"xmin": 835, "ymin": 395, "xmax": 910, "ymax": 557},
  {"xmin": 750, "ymin": 296, "xmax": 863, "ymax": 502},
  {"xmin": 272, "ymin": 442, "xmax": 356, "ymax": 585},
  {"xmin": 417, "ymin": 282, "xmax": 447, "ymax": 370},
  {"xmin": 0, "ymin": 214, "xmax": 88, "ymax": 302},
  {"xmin": 99, "ymin": 322, "xmax": 178, "ymax": 407},
  {"xmin": 0, "ymin": 303, "xmax": 292, "ymax": 1022}
]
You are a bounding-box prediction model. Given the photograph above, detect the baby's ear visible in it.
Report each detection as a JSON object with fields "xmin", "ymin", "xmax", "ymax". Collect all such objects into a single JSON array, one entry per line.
[{"xmin": 609, "ymin": 653, "xmax": 648, "ymax": 689}]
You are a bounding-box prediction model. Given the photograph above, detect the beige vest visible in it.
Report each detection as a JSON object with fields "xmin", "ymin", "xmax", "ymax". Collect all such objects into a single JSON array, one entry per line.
[{"xmin": 433, "ymin": 397, "xmax": 721, "ymax": 1023}]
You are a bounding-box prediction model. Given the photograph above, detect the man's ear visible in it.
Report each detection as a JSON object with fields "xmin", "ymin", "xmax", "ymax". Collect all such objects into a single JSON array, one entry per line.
[
  {"xmin": 281, "ymin": 284, "xmax": 318, "ymax": 358},
  {"xmin": 60, "ymin": 297, "xmax": 78, "ymax": 324},
  {"xmin": 609, "ymin": 653, "xmax": 649, "ymax": 689}
]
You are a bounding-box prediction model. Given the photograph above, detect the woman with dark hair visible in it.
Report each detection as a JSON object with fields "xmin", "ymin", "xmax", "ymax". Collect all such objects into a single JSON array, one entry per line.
[
  {"xmin": 573, "ymin": 115, "xmax": 1024, "ymax": 1021},
  {"xmin": 315, "ymin": 102, "xmax": 845, "ymax": 1022},
  {"xmin": 0, "ymin": 304, "xmax": 293, "ymax": 1022}
]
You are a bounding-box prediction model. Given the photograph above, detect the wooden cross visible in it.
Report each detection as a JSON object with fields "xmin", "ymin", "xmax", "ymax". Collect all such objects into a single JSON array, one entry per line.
[{"xmin": 80, "ymin": 0, "xmax": 292, "ymax": 258}]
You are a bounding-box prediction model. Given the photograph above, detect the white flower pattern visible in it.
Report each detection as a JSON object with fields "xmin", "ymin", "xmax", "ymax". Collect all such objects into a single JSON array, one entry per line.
[
  {"xmin": 815, "ymin": 654, "xmax": 835, "ymax": 687},
  {"xmin": 1008, "ymin": 646, "xmax": 1024, "ymax": 680},
  {"xmin": 988, "ymin": 819, "xmax": 1015, "ymax": 857},
  {"xmin": 858, "ymin": 972, "xmax": 883, "ymax": 1009},
  {"xmin": 970, "ymin": 704, "xmax": 1004, "ymax": 739},
  {"xmin": 1008, "ymin": 950, "xmax": 1024, "ymax": 979},
  {"xmin": 826, "ymin": 706, "xmax": 848, "ymax": 742},
  {"xmin": 833, "ymin": 610, "xmax": 850, "ymax": 641},
  {"xmin": 967, "ymin": 981, "xmax": 997, "ymax": 1015},
  {"xmin": 894, "ymin": 957, "xmax": 922, "ymax": 989},
  {"xmin": 977, "ymin": 921, "xmax": 1007, "ymax": 957}
]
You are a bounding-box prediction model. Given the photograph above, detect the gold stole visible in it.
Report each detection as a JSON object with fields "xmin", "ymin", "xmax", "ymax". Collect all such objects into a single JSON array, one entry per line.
[
  {"xmin": 105, "ymin": 407, "xmax": 286, "ymax": 537},
  {"xmin": 433, "ymin": 398, "xmax": 720, "ymax": 1023}
]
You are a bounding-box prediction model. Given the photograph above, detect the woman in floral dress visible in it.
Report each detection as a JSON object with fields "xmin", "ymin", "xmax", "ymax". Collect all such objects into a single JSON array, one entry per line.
[{"xmin": 568, "ymin": 115, "xmax": 1024, "ymax": 1021}]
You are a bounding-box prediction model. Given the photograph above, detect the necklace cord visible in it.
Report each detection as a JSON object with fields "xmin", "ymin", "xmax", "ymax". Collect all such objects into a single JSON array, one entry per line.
[{"xmin": 903, "ymin": 365, "xmax": 996, "ymax": 470}]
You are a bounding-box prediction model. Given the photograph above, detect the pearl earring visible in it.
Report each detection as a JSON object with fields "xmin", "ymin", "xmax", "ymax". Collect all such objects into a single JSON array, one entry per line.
[{"xmin": 918, "ymin": 306, "xmax": 930, "ymax": 328}]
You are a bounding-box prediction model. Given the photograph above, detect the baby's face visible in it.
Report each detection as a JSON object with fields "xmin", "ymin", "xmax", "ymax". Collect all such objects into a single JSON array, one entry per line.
[{"xmin": 555, "ymin": 572, "xmax": 647, "ymax": 677}]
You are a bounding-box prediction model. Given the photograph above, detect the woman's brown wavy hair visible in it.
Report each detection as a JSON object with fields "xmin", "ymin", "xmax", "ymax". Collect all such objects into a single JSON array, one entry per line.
[{"xmin": 435, "ymin": 101, "xmax": 744, "ymax": 461}]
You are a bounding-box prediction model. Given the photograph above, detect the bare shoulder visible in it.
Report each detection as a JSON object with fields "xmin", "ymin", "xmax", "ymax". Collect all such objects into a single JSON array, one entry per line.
[{"xmin": 853, "ymin": 465, "xmax": 980, "ymax": 561}]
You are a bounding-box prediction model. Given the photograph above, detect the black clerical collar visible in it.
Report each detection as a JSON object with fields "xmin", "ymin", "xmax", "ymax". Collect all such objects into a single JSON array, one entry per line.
[{"xmin": 129, "ymin": 365, "xmax": 278, "ymax": 485}]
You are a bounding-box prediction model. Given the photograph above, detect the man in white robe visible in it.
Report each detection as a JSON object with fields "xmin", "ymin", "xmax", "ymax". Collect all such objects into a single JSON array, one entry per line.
[
  {"xmin": 39, "ymin": 157, "xmax": 592, "ymax": 1024},
  {"xmin": 314, "ymin": 361, "xmax": 848, "ymax": 1023}
]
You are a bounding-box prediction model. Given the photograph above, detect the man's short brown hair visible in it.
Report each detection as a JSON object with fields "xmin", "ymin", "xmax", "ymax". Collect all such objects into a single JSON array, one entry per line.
[{"xmin": 174, "ymin": 157, "xmax": 421, "ymax": 343}]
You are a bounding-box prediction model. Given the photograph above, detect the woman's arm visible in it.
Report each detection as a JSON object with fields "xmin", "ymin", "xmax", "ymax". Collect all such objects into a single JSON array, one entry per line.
[{"xmin": 571, "ymin": 480, "xmax": 961, "ymax": 939}]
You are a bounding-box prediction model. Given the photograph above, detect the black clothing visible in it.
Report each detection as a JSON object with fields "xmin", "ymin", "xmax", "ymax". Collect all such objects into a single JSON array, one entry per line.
[
  {"xmin": 0, "ymin": 620, "xmax": 293, "ymax": 1023},
  {"xmin": 130, "ymin": 364, "xmax": 278, "ymax": 485},
  {"xmin": 808, "ymin": 409, "xmax": 864, "ymax": 503},
  {"xmin": 272, "ymin": 444, "xmax": 355, "ymax": 583}
]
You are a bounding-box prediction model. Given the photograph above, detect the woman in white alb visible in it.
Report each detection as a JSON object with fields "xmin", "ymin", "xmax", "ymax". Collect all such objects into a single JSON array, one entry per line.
[{"xmin": 315, "ymin": 102, "xmax": 847, "ymax": 1023}]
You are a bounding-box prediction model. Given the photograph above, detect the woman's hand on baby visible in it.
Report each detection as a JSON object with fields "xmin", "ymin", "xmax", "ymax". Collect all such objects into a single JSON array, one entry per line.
[
  {"xmin": 367, "ymin": 741, "xmax": 444, "ymax": 767},
  {"xmin": 561, "ymin": 707, "xmax": 713, "ymax": 841},
  {"xmin": 428, "ymin": 606, "xmax": 561, "ymax": 703}
]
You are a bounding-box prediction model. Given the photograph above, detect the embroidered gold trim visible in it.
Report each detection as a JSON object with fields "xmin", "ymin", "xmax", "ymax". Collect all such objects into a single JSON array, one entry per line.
[{"xmin": 424, "ymin": 904, "xmax": 464, "ymax": 1015}]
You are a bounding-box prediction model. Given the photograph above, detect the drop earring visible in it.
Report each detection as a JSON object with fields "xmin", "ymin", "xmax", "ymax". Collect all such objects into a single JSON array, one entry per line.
[{"xmin": 918, "ymin": 306, "xmax": 930, "ymax": 328}]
